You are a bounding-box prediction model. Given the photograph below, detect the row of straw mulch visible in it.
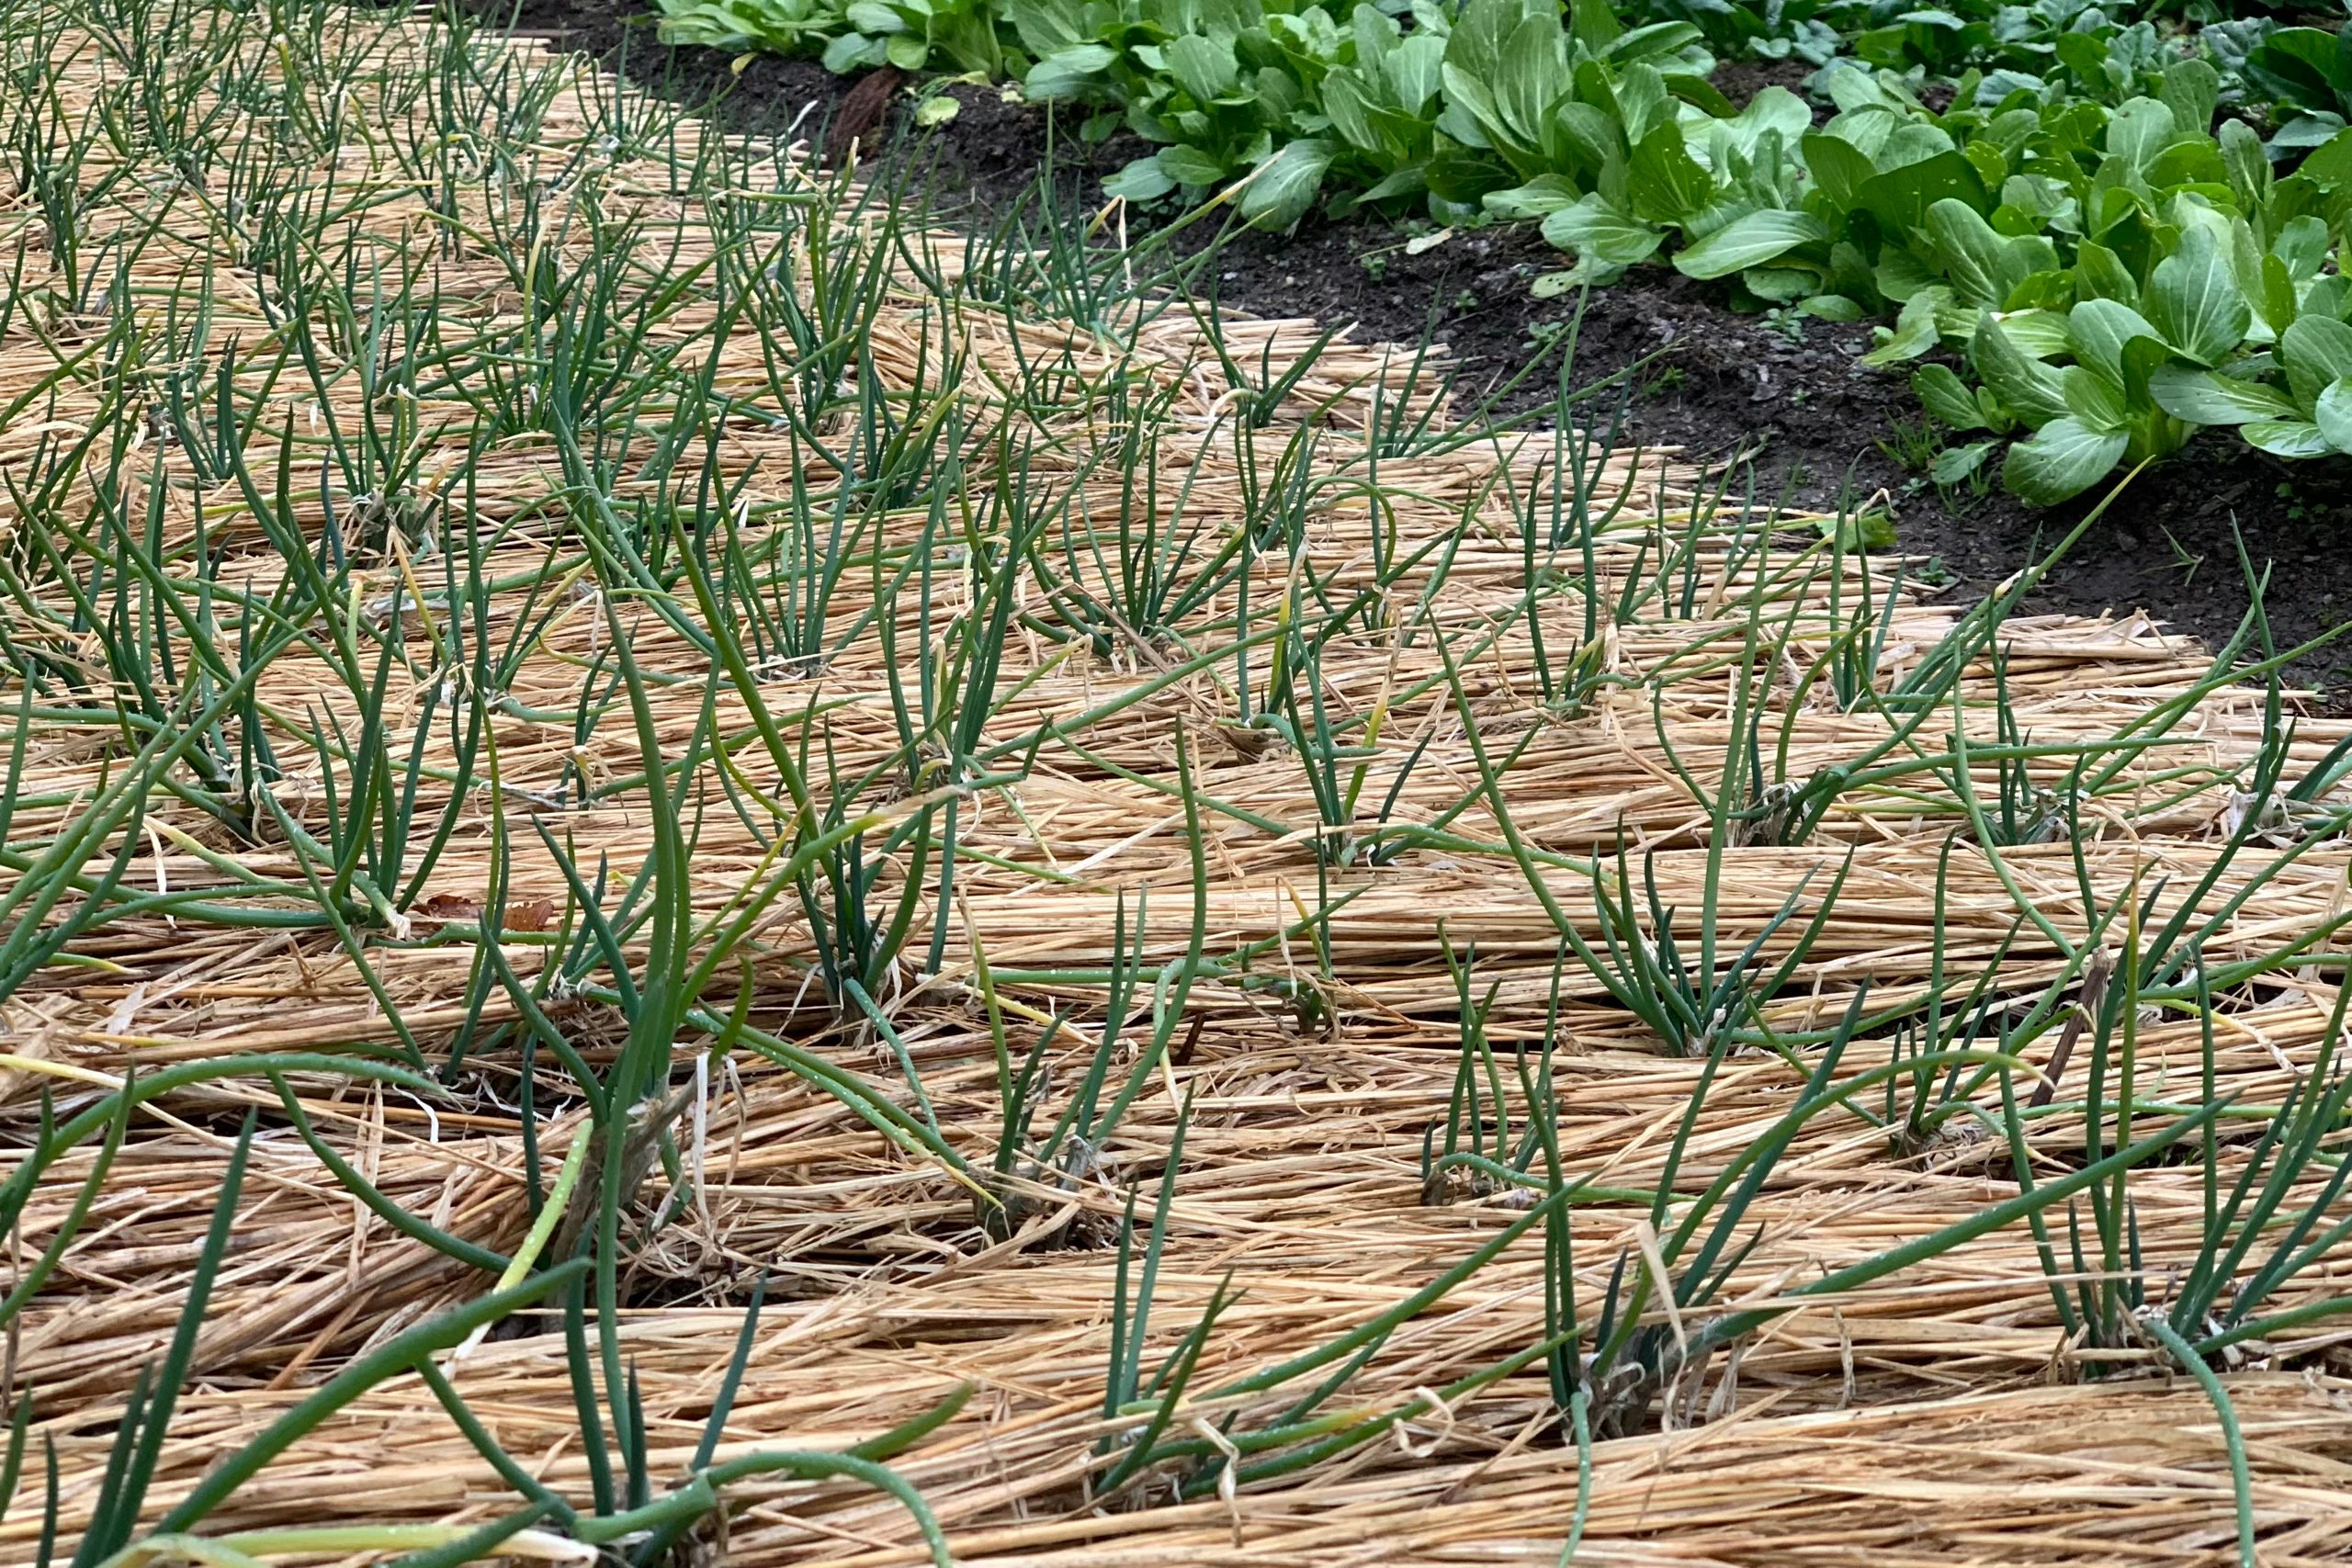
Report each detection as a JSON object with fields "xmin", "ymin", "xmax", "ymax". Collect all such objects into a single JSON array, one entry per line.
[{"xmin": 4, "ymin": 2, "xmax": 2351, "ymax": 1562}]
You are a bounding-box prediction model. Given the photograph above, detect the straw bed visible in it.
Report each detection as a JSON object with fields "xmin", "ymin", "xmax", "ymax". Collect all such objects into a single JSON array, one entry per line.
[{"xmin": 3, "ymin": 1, "xmax": 2350, "ymax": 1564}]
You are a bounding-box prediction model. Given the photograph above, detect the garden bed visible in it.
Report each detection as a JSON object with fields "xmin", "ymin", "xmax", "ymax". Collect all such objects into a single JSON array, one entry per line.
[
  {"xmin": 496, "ymin": 0, "xmax": 2352, "ymax": 702},
  {"xmin": 13, "ymin": 2, "xmax": 2352, "ymax": 1565}
]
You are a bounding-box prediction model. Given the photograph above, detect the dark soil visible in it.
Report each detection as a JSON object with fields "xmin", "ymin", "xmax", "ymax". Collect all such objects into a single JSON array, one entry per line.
[
  {"xmin": 492, "ymin": 0, "xmax": 2352, "ymax": 705},
  {"xmin": 1710, "ymin": 55, "xmax": 1826, "ymax": 117}
]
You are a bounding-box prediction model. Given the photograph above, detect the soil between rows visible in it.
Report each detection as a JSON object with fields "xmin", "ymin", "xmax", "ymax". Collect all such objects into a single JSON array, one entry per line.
[{"xmin": 490, "ymin": 0, "xmax": 2352, "ymax": 705}]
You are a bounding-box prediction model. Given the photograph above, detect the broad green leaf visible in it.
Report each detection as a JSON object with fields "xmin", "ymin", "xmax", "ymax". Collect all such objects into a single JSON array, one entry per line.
[
  {"xmin": 2147, "ymin": 225, "xmax": 2250, "ymax": 367},
  {"xmin": 2157, "ymin": 58, "xmax": 2220, "ymax": 138},
  {"xmin": 2255, "ymin": 254, "xmax": 2298, "ymax": 340},
  {"xmin": 2229, "ymin": 217, "xmax": 2267, "ymax": 313},
  {"xmin": 1442, "ymin": 0, "xmax": 1519, "ymax": 85},
  {"xmin": 1992, "ymin": 310, "xmax": 2074, "ymax": 360},
  {"xmin": 1157, "ymin": 144, "xmax": 1226, "ymax": 186},
  {"xmin": 1002, "ymin": 0, "xmax": 1086, "ymax": 54},
  {"xmin": 1998, "ymin": 174, "xmax": 2075, "ymax": 231},
  {"xmin": 2278, "ymin": 111, "xmax": 2350, "ymax": 150},
  {"xmin": 1485, "ymin": 175, "xmax": 1580, "ymax": 220},
  {"xmin": 2003, "ymin": 417, "xmax": 2130, "ymax": 505},
  {"xmin": 2059, "ymin": 365, "xmax": 2129, "ymax": 434},
  {"xmin": 2052, "ymin": 30, "xmax": 2104, "ymax": 83},
  {"xmin": 1355, "ymin": 166, "xmax": 1430, "ymax": 205},
  {"xmin": 2105, "ymin": 98, "xmax": 2178, "ymax": 173},
  {"xmin": 1439, "ymin": 64, "xmax": 1510, "ymax": 155},
  {"xmin": 1672, "ymin": 209, "xmax": 1828, "ymax": 280},
  {"xmin": 1165, "ymin": 35, "xmax": 1239, "ymax": 102},
  {"xmin": 1743, "ymin": 266, "xmax": 1815, "ymax": 303},
  {"xmin": 1820, "ymin": 242, "xmax": 1871, "ymax": 298},
  {"xmin": 2148, "ymin": 144, "xmax": 2230, "ymax": 194},
  {"xmin": 2245, "ymin": 25, "xmax": 2341, "ymax": 88},
  {"xmin": 1611, "ymin": 20, "xmax": 1707, "ymax": 67},
  {"xmin": 2315, "ymin": 378, "xmax": 2352, "ymax": 455},
  {"xmin": 1390, "ymin": 33, "xmax": 1446, "ymax": 114},
  {"xmin": 2305, "ymin": 274, "xmax": 2352, "ymax": 321},
  {"xmin": 1239, "ymin": 139, "xmax": 1335, "ymax": 230},
  {"xmin": 1924, "ymin": 197, "xmax": 2023, "ymax": 309},
  {"xmin": 1799, "ymin": 130, "xmax": 1876, "ymax": 210},
  {"xmin": 1555, "ymin": 101, "xmax": 1617, "ymax": 175},
  {"xmin": 1874, "ymin": 244, "xmax": 1939, "ymax": 304},
  {"xmin": 2295, "ymin": 126, "xmax": 2352, "ymax": 194},
  {"xmin": 821, "ymin": 34, "xmax": 883, "ymax": 72},
  {"xmin": 1429, "ymin": 147, "xmax": 1516, "ymax": 204},
  {"xmin": 1914, "ymin": 364, "xmax": 1987, "ymax": 430},
  {"xmin": 2274, "ymin": 216, "xmax": 2329, "ymax": 281},
  {"xmin": 1875, "ymin": 120, "xmax": 1961, "ymax": 173},
  {"xmin": 1724, "ymin": 86, "xmax": 1810, "ymax": 156},
  {"xmin": 1255, "ymin": 66, "xmax": 1307, "ymax": 123},
  {"xmin": 1799, "ymin": 294, "xmax": 1864, "ymax": 321},
  {"xmin": 1320, "ymin": 73, "xmax": 1381, "ymax": 153},
  {"xmin": 1568, "ymin": 0, "xmax": 1622, "ymax": 51},
  {"xmin": 2000, "ymin": 265, "xmax": 2069, "ymax": 315},
  {"xmin": 1613, "ymin": 61, "xmax": 1674, "ymax": 149},
  {"xmin": 2066, "ymin": 299, "xmax": 2163, "ymax": 387},
  {"xmin": 1607, "ymin": 20, "xmax": 1703, "ymax": 66},
  {"xmin": 1819, "ymin": 509, "xmax": 1897, "ymax": 551},
  {"xmin": 2220, "ymin": 118, "xmax": 2272, "ymax": 213},
  {"xmin": 1496, "ymin": 15, "xmax": 1567, "ymax": 149},
  {"xmin": 1025, "ymin": 44, "xmax": 1116, "ymax": 99},
  {"xmin": 1541, "ymin": 193, "xmax": 1665, "ymax": 265},
  {"xmin": 1930, "ymin": 440, "xmax": 1994, "ymax": 484},
  {"xmin": 1667, "ymin": 73, "xmax": 1736, "ymax": 118},
  {"xmin": 2074, "ymin": 241, "xmax": 2139, "ymax": 309},
  {"xmin": 1352, "ymin": 5, "xmax": 1393, "ymax": 72},
  {"xmin": 1863, "ymin": 316, "xmax": 1939, "ymax": 367},
  {"xmin": 1861, "ymin": 288, "xmax": 1949, "ymax": 367},
  {"xmin": 2120, "ymin": 335, "xmax": 2174, "ymax": 416},
  {"xmin": 2147, "ymin": 366, "xmax": 2299, "ymax": 426},
  {"xmin": 2279, "ymin": 314, "xmax": 2352, "ymax": 408},
  {"xmin": 1970, "ymin": 313, "xmax": 2070, "ymax": 426},
  {"xmin": 1854, "ymin": 150, "xmax": 1986, "ymax": 243},
  {"xmin": 1819, "ymin": 60, "xmax": 1897, "ymax": 116},
  {"xmin": 1962, "ymin": 140, "xmax": 2009, "ymax": 197},
  {"xmin": 1627, "ymin": 122, "xmax": 1713, "ymax": 222},
  {"xmin": 2245, "ymin": 419, "xmax": 2335, "ymax": 458}
]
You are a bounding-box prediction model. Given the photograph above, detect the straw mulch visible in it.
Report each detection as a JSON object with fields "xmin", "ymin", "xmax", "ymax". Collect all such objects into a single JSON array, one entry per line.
[{"xmin": 3, "ymin": 2, "xmax": 2350, "ymax": 1563}]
